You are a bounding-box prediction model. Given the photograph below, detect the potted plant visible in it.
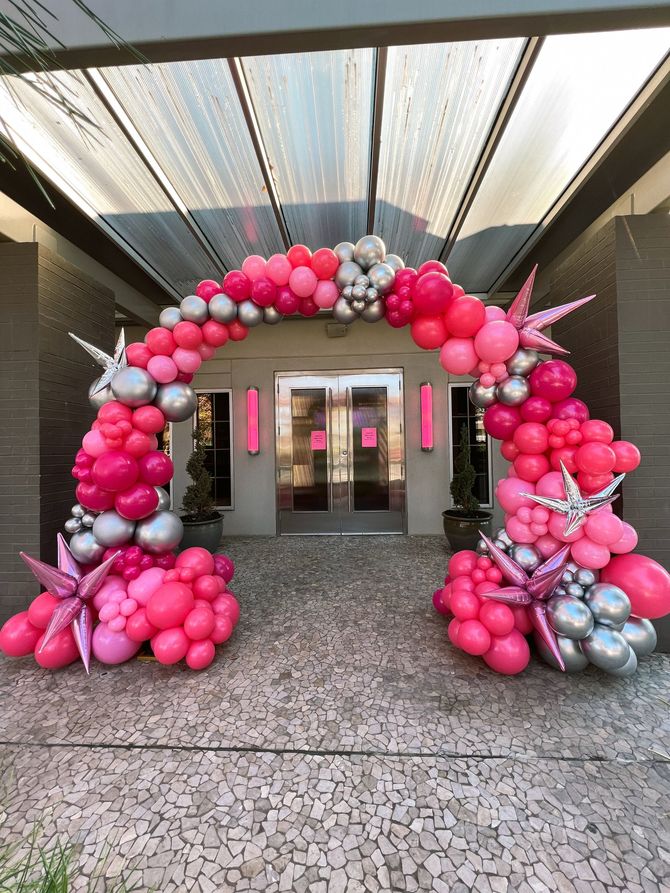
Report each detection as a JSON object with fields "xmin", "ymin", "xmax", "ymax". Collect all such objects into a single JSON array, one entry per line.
[
  {"xmin": 179, "ymin": 431, "xmax": 224, "ymax": 553},
  {"xmin": 442, "ymin": 423, "xmax": 493, "ymax": 551}
]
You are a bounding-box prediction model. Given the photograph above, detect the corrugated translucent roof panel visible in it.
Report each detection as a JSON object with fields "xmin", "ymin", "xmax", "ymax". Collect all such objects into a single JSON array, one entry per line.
[
  {"xmin": 0, "ymin": 70, "xmax": 216, "ymax": 296},
  {"xmin": 374, "ymin": 39, "xmax": 525, "ymax": 267},
  {"xmin": 242, "ymin": 49, "xmax": 374, "ymax": 249},
  {"xmin": 100, "ymin": 60, "xmax": 286, "ymax": 268},
  {"xmin": 446, "ymin": 28, "xmax": 670, "ymax": 293}
]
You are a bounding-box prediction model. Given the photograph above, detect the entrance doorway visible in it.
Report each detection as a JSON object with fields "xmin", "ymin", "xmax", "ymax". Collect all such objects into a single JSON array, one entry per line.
[{"xmin": 276, "ymin": 370, "xmax": 405, "ymax": 534}]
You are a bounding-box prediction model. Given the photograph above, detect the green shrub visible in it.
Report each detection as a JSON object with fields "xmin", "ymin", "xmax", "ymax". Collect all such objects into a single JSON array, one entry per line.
[{"xmin": 450, "ymin": 423, "xmax": 480, "ymax": 516}]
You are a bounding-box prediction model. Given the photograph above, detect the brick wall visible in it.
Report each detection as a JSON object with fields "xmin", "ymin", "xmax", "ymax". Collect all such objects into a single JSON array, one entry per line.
[{"xmin": 1, "ymin": 243, "xmax": 114, "ymax": 621}]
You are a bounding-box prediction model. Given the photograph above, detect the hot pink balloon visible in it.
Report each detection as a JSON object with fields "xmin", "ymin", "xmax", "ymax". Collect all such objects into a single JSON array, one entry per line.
[
  {"xmin": 152, "ymin": 627, "xmax": 190, "ymax": 664},
  {"xmin": 0, "ymin": 611, "xmax": 42, "ymax": 657},
  {"xmin": 92, "ymin": 451, "xmax": 139, "ymax": 492},
  {"xmin": 483, "ymin": 629, "xmax": 530, "ymax": 675},
  {"xmin": 548, "ymin": 511, "xmax": 584, "ymax": 543},
  {"xmin": 115, "ymin": 483, "xmax": 159, "ymax": 520},
  {"xmin": 241, "ymin": 255, "xmax": 266, "ymax": 281},
  {"xmin": 439, "ymin": 337, "xmax": 478, "ymax": 375},
  {"xmin": 313, "ymin": 279, "xmax": 339, "ymax": 309},
  {"xmin": 250, "ymin": 276, "xmax": 277, "ymax": 307},
  {"xmin": 265, "ymin": 253, "xmax": 292, "ymax": 286},
  {"xmin": 484, "ymin": 305, "xmax": 507, "ymax": 323},
  {"xmin": 147, "ymin": 354, "xmax": 178, "ymax": 384},
  {"xmin": 474, "ymin": 321, "xmax": 519, "ymax": 363},
  {"xmin": 138, "ymin": 451, "xmax": 173, "ymax": 486},
  {"xmin": 457, "ymin": 619, "xmax": 491, "ymax": 656},
  {"xmin": 536, "ymin": 471, "xmax": 567, "ymax": 499},
  {"xmin": 507, "ymin": 516, "xmax": 537, "ymax": 543},
  {"xmin": 584, "ymin": 511, "xmax": 624, "ymax": 546},
  {"xmin": 495, "ymin": 477, "xmax": 536, "ymax": 514},
  {"xmin": 535, "ymin": 533, "xmax": 562, "ymax": 558},
  {"xmin": 609, "ymin": 521, "xmax": 638, "ymax": 554},
  {"xmin": 275, "ymin": 286, "xmax": 300, "ymax": 315},
  {"xmin": 82, "ymin": 429, "xmax": 108, "ymax": 458},
  {"xmin": 289, "ymin": 265, "xmax": 318, "ymax": 298},
  {"xmin": 520, "ymin": 396, "xmax": 552, "ymax": 423},
  {"xmin": 448, "ymin": 550, "xmax": 479, "ymax": 578},
  {"xmin": 529, "ymin": 360, "xmax": 577, "ymax": 402},
  {"xmin": 570, "ymin": 536, "xmax": 611, "ymax": 570},
  {"xmin": 601, "ymin": 553, "xmax": 670, "ymax": 619},
  {"xmin": 186, "ymin": 638, "xmax": 216, "ymax": 670},
  {"xmin": 127, "ymin": 567, "xmax": 166, "ymax": 606}
]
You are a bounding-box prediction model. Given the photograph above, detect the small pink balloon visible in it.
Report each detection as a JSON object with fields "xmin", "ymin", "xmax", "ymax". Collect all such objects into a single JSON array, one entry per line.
[
  {"xmin": 548, "ymin": 511, "xmax": 584, "ymax": 543},
  {"xmin": 484, "ymin": 305, "xmax": 507, "ymax": 322},
  {"xmin": 172, "ymin": 347, "xmax": 202, "ymax": 374},
  {"xmin": 570, "ymin": 536, "xmax": 611, "ymax": 570},
  {"xmin": 108, "ymin": 615, "xmax": 127, "ymax": 632},
  {"xmin": 82, "ymin": 429, "xmax": 108, "ymax": 458},
  {"xmin": 313, "ymin": 279, "xmax": 339, "ymax": 309},
  {"xmin": 198, "ymin": 343, "xmax": 215, "ymax": 360},
  {"xmin": 98, "ymin": 603, "xmax": 119, "ymax": 623},
  {"xmin": 265, "ymin": 253, "xmax": 292, "ymax": 286},
  {"xmin": 439, "ymin": 337, "xmax": 478, "ymax": 376},
  {"xmin": 457, "ymin": 619, "xmax": 491, "ymax": 656},
  {"xmin": 535, "ymin": 533, "xmax": 562, "ymax": 558},
  {"xmin": 506, "ymin": 517, "xmax": 537, "ymax": 544},
  {"xmin": 92, "ymin": 623, "xmax": 141, "ymax": 664},
  {"xmin": 128, "ymin": 567, "xmax": 167, "ymax": 605},
  {"xmin": 288, "ymin": 265, "xmax": 318, "ymax": 298},
  {"xmin": 483, "ymin": 629, "xmax": 530, "ymax": 675},
  {"xmin": 147, "ymin": 354, "xmax": 178, "ymax": 384},
  {"xmin": 241, "ymin": 255, "xmax": 266, "ymax": 281},
  {"xmin": 609, "ymin": 521, "xmax": 638, "ymax": 554},
  {"xmin": 120, "ymin": 597, "xmax": 138, "ymax": 617},
  {"xmin": 186, "ymin": 638, "xmax": 216, "ymax": 670}
]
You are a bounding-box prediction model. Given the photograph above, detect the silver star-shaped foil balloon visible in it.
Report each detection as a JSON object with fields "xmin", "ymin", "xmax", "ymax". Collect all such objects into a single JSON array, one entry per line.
[
  {"xmin": 506, "ymin": 266, "xmax": 595, "ymax": 356},
  {"xmin": 69, "ymin": 328, "xmax": 127, "ymax": 395},
  {"xmin": 479, "ymin": 531, "xmax": 571, "ymax": 671},
  {"xmin": 20, "ymin": 534, "xmax": 118, "ymax": 673},
  {"xmin": 524, "ymin": 461, "xmax": 625, "ymax": 537}
]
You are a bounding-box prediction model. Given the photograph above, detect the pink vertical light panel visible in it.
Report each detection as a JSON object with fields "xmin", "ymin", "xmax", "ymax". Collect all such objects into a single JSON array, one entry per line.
[
  {"xmin": 247, "ymin": 386, "xmax": 259, "ymax": 455},
  {"xmin": 420, "ymin": 382, "xmax": 433, "ymax": 452}
]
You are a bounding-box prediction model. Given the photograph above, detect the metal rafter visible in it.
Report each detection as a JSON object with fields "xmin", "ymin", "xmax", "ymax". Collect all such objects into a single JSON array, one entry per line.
[
  {"xmin": 438, "ymin": 36, "xmax": 545, "ymax": 265},
  {"xmin": 366, "ymin": 46, "xmax": 388, "ymax": 234},
  {"xmin": 227, "ymin": 57, "xmax": 292, "ymax": 251}
]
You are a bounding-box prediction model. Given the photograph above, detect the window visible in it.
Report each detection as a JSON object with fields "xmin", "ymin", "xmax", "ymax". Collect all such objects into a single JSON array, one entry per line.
[
  {"xmin": 448, "ymin": 383, "xmax": 492, "ymax": 507},
  {"xmin": 194, "ymin": 390, "xmax": 233, "ymax": 509},
  {"xmin": 156, "ymin": 422, "xmax": 172, "ymax": 502}
]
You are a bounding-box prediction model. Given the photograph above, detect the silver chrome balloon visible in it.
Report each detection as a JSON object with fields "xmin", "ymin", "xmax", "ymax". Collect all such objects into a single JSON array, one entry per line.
[
  {"xmin": 493, "ymin": 539, "xmax": 509, "ymax": 553},
  {"xmin": 134, "ymin": 510, "xmax": 184, "ymax": 554},
  {"xmin": 237, "ymin": 299, "xmax": 264, "ymax": 328},
  {"xmin": 367, "ymin": 262, "xmax": 395, "ymax": 295},
  {"xmin": 354, "ymin": 275, "xmax": 370, "ymax": 287},
  {"xmin": 111, "ymin": 366, "xmax": 157, "ymax": 408},
  {"xmin": 354, "ymin": 235, "xmax": 386, "ymax": 270},
  {"xmin": 476, "ymin": 538, "xmax": 488, "ymax": 555},
  {"xmin": 546, "ymin": 594, "xmax": 594, "ymax": 639},
  {"xmin": 361, "ymin": 300, "xmax": 386, "ymax": 323},
  {"xmin": 88, "ymin": 377, "xmax": 114, "ymax": 410},
  {"xmin": 179, "ymin": 294, "xmax": 209, "ymax": 324},
  {"xmin": 506, "ymin": 348, "xmax": 540, "ymax": 377},
  {"xmin": 64, "ymin": 517, "xmax": 82, "ymax": 534},
  {"xmin": 68, "ymin": 529, "xmax": 106, "ymax": 565},
  {"xmin": 535, "ymin": 631, "xmax": 589, "ymax": 673},
  {"xmin": 351, "ymin": 299, "xmax": 366, "ymax": 314},
  {"xmin": 496, "ymin": 375, "xmax": 530, "ymax": 407},
  {"xmin": 575, "ymin": 567, "xmax": 598, "ymax": 588},
  {"xmin": 332, "ymin": 296, "xmax": 358, "ymax": 325},
  {"xmin": 495, "ymin": 528, "xmax": 513, "ymax": 548},
  {"xmin": 621, "ymin": 617, "xmax": 657, "ymax": 657},
  {"xmin": 508, "ymin": 543, "xmax": 542, "ymax": 573},
  {"xmin": 553, "ymin": 585, "xmax": 567, "ymax": 598},
  {"xmin": 154, "ymin": 381, "xmax": 198, "ymax": 423},
  {"xmin": 92, "ymin": 510, "xmax": 135, "ymax": 547},
  {"xmin": 579, "ymin": 627, "xmax": 631, "ymax": 671},
  {"xmin": 81, "ymin": 512, "xmax": 97, "ymax": 528},
  {"xmin": 342, "ymin": 285, "xmax": 354, "ymax": 299},
  {"xmin": 365, "ymin": 288, "xmax": 378, "ymax": 303},
  {"xmin": 352, "ymin": 284, "xmax": 367, "ymax": 301},
  {"xmin": 584, "ymin": 583, "xmax": 631, "ymax": 628},
  {"xmin": 333, "ymin": 241, "xmax": 355, "ymax": 264},
  {"xmin": 209, "ymin": 293, "xmax": 238, "ymax": 323},
  {"xmin": 335, "ymin": 261, "xmax": 364, "ymax": 290},
  {"xmin": 384, "ymin": 253, "xmax": 405, "ymax": 273},
  {"xmin": 71, "ymin": 504, "xmax": 85, "ymax": 519},
  {"xmin": 158, "ymin": 306, "xmax": 183, "ymax": 330},
  {"xmin": 565, "ymin": 581, "xmax": 586, "ymax": 599},
  {"xmin": 154, "ymin": 487, "xmax": 171, "ymax": 511},
  {"xmin": 263, "ymin": 306, "xmax": 283, "ymax": 325},
  {"xmin": 605, "ymin": 647, "xmax": 638, "ymax": 677},
  {"xmin": 469, "ymin": 380, "xmax": 498, "ymax": 409}
]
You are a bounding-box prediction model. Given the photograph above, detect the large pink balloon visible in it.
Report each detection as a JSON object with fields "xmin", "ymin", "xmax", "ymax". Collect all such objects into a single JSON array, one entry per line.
[
  {"xmin": 412, "ymin": 272, "xmax": 454, "ymax": 315},
  {"xmin": 439, "ymin": 337, "xmax": 478, "ymax": 375},
  {"xmin": 529, "ymin": 360, "xmax": 577, "ymax": 402},
  {"xmin": 27, "ymin": 591, "xmax": 60, "ymax": 629},
  {"xmin": 127, "ymin": 567, "xmax": 166, "ymax": 606},
  {"xmin": 92, "ymin": 451, "xmax": 139, "ymax": 492},
  {"xmin": 483, "ymin": 629, "xmax": 530, "ymax": 675},
  {"xmin": 570, "ymin": 536, "xmax": 611, "ymax": 570},
  {"xmin": 474, "ymin": 321, "xmax": 519, "ymax": 363},
  {"xmin": 92, "ymin": 622, "xmax": 141, "ymax": 664},
  {"xmin": 115, "ymin": 482, "xmax": 159, "ymax": 520},
  {"xmin": 152, "ymin": 627, "xmax": 190, "ymax": 664},
  {"xmin": 176, "ymin": 547, "xmax": 215, "ymax": 577},
  {"xmin": 35, "ymin": 627, "xmax": 80, "ymax": 668},
  {"xmin": 241, "ymin": 254, "xmax": 266, "ymax": 281},
  {"xmin": 551, "ymin": 397, "xmax": 589, "ymax": 423},
  {"xmin": 609, "ymin": 522, "xmax": 638, "ymax": 554},
  {"xmin": 448, "ymin": 550, "xmax": 479, "ymax": 578},
  {"xmin": 146, "ymin": 582, "xmax": 194, "ymax": 629},
  {"xmin": 0, "ymin": 611, "xmax": 42, "ymax": 657},
  {"xmin": 584, "ymin": 511, "xmax": 623, "ymax": 546},
  {"xmin": 313, "ymin": 279, "xmax": 339, "ymax": 309},
  {"xmin": 483, "ymin": 404, "xmax": 522, "ymax": 441},
  {"xmin": 265, "ymin": 253, "xmax": 292, "ymax": 286},
  {"xmin": 288, "ymin": 266, "xmax": 318, "ymax": 298},
  {"xmin": 601, "ymin": 553, "xmax": 670, "ymax": 619},
  {"xmin": 496, "ymin": 477, "xmax": 536, "ymax": 514}
]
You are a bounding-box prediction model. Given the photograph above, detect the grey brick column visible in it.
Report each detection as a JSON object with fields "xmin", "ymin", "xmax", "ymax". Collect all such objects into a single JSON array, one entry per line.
[{"xmin": 0, "ymin": 243, "xmax": 114, "ymax": 622}]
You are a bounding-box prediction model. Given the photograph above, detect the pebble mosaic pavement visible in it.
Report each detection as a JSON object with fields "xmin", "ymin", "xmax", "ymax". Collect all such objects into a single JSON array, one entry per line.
[{"xmin": 1, "ymin": 535, "xmax": 669, "ymax": 892}]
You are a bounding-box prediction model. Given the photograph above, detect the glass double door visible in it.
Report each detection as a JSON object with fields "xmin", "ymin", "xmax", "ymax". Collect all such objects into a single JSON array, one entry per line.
[{"xmin": 276, "ymin": 371, "xmax": 405, "ymax": 534}]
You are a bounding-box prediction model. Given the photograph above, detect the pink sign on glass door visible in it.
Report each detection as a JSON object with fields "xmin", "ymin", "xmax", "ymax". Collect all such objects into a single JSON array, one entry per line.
[
  {"xmin": 361, "ymin": 427, "xmax": 377, "ymax": 448},
  {"xmin": 310, "ymin": 430, "xmax": 327, "ymax": 451}
]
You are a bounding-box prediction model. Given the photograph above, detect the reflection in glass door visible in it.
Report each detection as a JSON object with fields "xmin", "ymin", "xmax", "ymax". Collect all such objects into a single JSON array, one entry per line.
[{"xmin": 276, "ymin": 371, "xmax": 405, "ymax": 534}]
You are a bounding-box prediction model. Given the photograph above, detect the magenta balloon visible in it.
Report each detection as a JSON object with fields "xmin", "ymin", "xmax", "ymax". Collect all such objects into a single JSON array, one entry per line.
[
  {"xmin": 115, "ymin": 482, "xmax": 159, "ymax": 520},
  {"xmin": 138, "ymin": 451, "xmax": 174, "ymax": 486},
  {"xmin": 0, "ymin": 611, "xmax": 42, "ymax": 657},
  {"xmin": 601, "ymin": 553, "xmax": 670, "ymax": 619},
  {"xmin": 412, "ymin": 272, "xmax": 454, "ymax": 315},
  {"xmin": 76, "ymin": 481, "xmax": 116, "ymax": 512},
  {"xmin": 551, "ymin": 397, "xmax": 589, "ymax": 423},
  {"xmin": 213, "ymin": 553, "xmax": 235, "ymax": 583},
  {"xmin": 222, "ymin": 270, "xmax": 251, "ymax": 300},
  {"xmin": 520, "ymin": 396, "xmax": 552, "ymax": 423},
  {"xmin": 274, "ymin": 286, "xmax": 300, "ymax": 315},
  {"xmin": 529, "ymin": 360, "xmax": 577, "ymax": 403},
  {"xmin": 483, "ymin": 404, "xmax": 522, "ymax": 441},
  {"xmin": 483, "ymin": 629, "xmax": 530, "ymax": 675},
  {"xmin": 92, "ymin": 451, "xmax": 139, "ymax": 492},
  {"xmin": 250, "ymin": 275, "xmax": 277, "ymax": 307},
  {"xmin": 92, "ymin": 622, "xmax": 141, "ymax": 664}
]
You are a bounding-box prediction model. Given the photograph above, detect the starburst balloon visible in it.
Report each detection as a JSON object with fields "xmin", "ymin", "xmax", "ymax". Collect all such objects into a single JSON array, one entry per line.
[
  {"xmin": 479, "ymin": 531, "xmax": 571, "ymax": 671},
  {"xmin": 524, "ymin": 461, "xmax": 625, "ymax": 537},
  {"xmin": 20, "ymin": 534, "xmax": 118, "ymax": 672},
  {"xmin": 506, "ymin": 266, "xmax": 595, "ymax": 356},
  {"xmin": 69, "ymin": 328, "xmax": 127, "ymax": 395}
]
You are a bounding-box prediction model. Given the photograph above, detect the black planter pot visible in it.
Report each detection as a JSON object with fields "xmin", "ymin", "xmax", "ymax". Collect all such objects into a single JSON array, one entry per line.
[
  {"xmin": 178, "ymin": 513, "xmax": 224, "ymax": 553},
  {"xmin": 442, "ymin": 509, "xmax": 493, "ymax": 552}
]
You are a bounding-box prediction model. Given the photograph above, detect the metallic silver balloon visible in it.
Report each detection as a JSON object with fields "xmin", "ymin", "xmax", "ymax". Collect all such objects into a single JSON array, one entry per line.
[
  {"xmin": 68, "ymin": 529, "xmax": 106, "ymax": 565},
  {"xmin": 81, "ymin": 512, "xmax": 97, "ymax": 528},
  {"xmin": 365, "ymin": 288, "xmax": 378, "ymax": 303},
  {"xmin": 565, "ymin": 582, "xmax": 585, "ymax": 599},
  {"xmin": 154, "ymin": 486, "xmax": 171, "ymax": 511},
  {"xmin": 179, "ymin": 294, "xmax": 209, "ymax": 324},
  {"xmin": 351, "ymin": 299, "xmax": 366, "ymax": 314},
  {"xmin": 154, "ymin": 381, "xmax": 198, "ymax": 423},
  {"xmin": 493, "ymin": 539, "xmax": 508, "ymax": 553},
  {"xmin": 553, "ymin": 585, "xmax": 567, "ymax": 598},
  {"xmin": 71, "ymin": 504, "xmax": 85, "ymax": 519},
  {"xmin": 335, "ymin": 261, "xmax": 364, "ymax": 290},
  {"xmin": 605, "ymin": 647, "xmax": 637, "ymax": 677},
  {"xmin": 352, "ymin": 284, "xmax": 367, "ymax": 301},
  {"xmin": 547, "ymin": 594, "xmax": 594, "ymax": 639},
  {"xmin": 209, "ymin": 293, "xmax": 238, "ymax": 323},
  {"xmin": 88, "ymin": 377, "xmax": 114, "ymax": 410},
  {"xmin": 508, "ymin": 543, "xmax": 542, "ymax": 573},
  {"xmin": 354, "ymin": 275, "xmax": 370, "ymax": 288},
  {"xmin": 575, "ymin": 567, "xmax": 598, "ymax": 588},
  {"xmin": 384, "ymin": 253, "xmax": 405, "ymax": 273},
  {"xmin": 361, "ymin": 300, "xmax": 386, "ymax": 323},
  {"xmin": 580, "ymin": 627, "xmax": 630, "ymax": 670},
  {"xmin": 367, "ymin": 262, "xmax": 395, "ymax": 295},
  {"xmin": 134, "ymin": 510, "xmax": 184, "ymax": 554},
  {"xmin": 342, "ymin": 285, "xmax": 353, "ymax": 300},
  {"xmin": 562, "ymin": 569, "xmax": 574, "ymax": 583},
  {"xmin": 584, "ymin": 583, "xmax": 631, "ymax": 628},
  {"xmin": 158, "ymin": 306, "xmax": 183, "ymax": 330},
  {"xmin": 92, "ymin": 510, "xmax": 135, "ymax": 547},
  {"xmin": 496, "ymin": 375, "xmax": 530, "ymax": 407},
  {"xmin": 621, "ymin": 617, "xmax": 657, "ymax": 657},
  {"xmin": 332, "ymin": 296, "xmax": 358, "ymax": 325},
  {"xmin": 111, "ymin": 366, "xmax": 157, "ymax": 408},
  {"xmin": 506, "ymin": 348, "xmax": 540, "ymax": 377},
  {"xmin": 476, "ymin": 538, "xmax": 488, "ymax": 555},
  {"xmin": 64, "ymin": 517, "xmax": 82, "ymax": 534},
  {"xmin": 237, "ymin": 299, "xmax": 263, "ymax": 328},
  {"xmin": 333, "ymin": 241, "xmax": 355, "ymax": 264},
  {"xmin": 263, "ymin": 306, "xmax": 283, "ymax": 325},
  {"xmin": 495, "ymin": 528, "xmax": 513, "ymax": 548},
  {"xmin": 469, "ymin": 380, "xmax": 498, "ymax": 409},
  {"xmin": 535, "ymin": 631, "xmax": 589, "ymax": 673},
  {"xmin": 354, "ymin": 235, "xmax": 386, "ymax": 270}
]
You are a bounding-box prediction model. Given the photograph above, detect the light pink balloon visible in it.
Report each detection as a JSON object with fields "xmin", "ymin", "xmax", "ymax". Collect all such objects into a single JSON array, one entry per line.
[
  {"xmin": 313, "ymin": 279, "xmax": 339, "ymax": 309},
  {"xmin": 289, "ymin": 265, "xmax": 318, "ymax": 298},
  {"xmin": 172, "ymin": 347, "xmax": 202, "ymax": 374},
  {"xmin": 265, "ymin": 253, "xmax": 292, "ymax": 286},
  {"xmin": 474, "ymin": 321, "xmax": 520, "ymax": 364},
  {"xmin": 535, "ymin": 471, "xmax": 566, "ymax": 499},
  {"xmin": 506, "ymin": 516, "xmax": 537, "ymax": 543},
  {"xmin": 127, "ymin": 567, "xmax": 166, "ymax": 606},
  {"xmin": 147, "ymin": 354, "xmax": 178, "ymax": 384},
  {"xmin": 241, "ymin": 255, "xmax": 266, "ymax": 281},
  {"xmin": 584, "ymin": 510, "xmax": 624, "ymax": 546},
  {"xmin": 570, "ymin": 536, "xmax": 612, "ymax": 570},
  {"xmin": 108, "ymin": 615, "xmax": 127, "ymax": 632},
  {"xmin": 609, "ymin": 521, "xmax": 638, "ymax": 554},
  {"xmin": 439, "ymin": 338, "xmax": 478, "ymax": 375},
  {"xmin": 92, "ymin": 622, "xmax": 141, "ymax": 664},
  {"xmin": 495, "ymin": 477, "xmax": 536, "ymax": 514},
  {"xmin": 82, "ymin": 429, "xmax": 108, "ymax": 458},
  {"xmin": 535, "ymin": 533, "xmax": 562, "ymax": 558},
  {"xmin": 484, "ymin": 305, "xmax": 507, "ymax": 323},
  {"xmin": 548, "ymin": 511, "xmax": 584, "ymax": 543}
]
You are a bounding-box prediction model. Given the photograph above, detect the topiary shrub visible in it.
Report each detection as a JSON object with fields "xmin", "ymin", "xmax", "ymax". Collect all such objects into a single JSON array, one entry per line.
[
  {"xmin": 181, "ymin": 431, "xmax": 218, "ymax": 522},
  {"xmin": 450, "ymin": 423, "xmax": 480, "ymax": 516}
]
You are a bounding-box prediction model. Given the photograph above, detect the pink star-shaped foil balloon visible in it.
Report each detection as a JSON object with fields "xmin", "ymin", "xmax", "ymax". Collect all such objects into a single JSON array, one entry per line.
[
  {"xmin": 479, "ymin": 531, "xmax": 571, "ymax": 672},
  {"xmin": 20, "ymin": 534, "xmax": 118, "ymax": 673},
  {"xmin": 506, "ymin": 265, "xmax": 595, "ymax": 356}
]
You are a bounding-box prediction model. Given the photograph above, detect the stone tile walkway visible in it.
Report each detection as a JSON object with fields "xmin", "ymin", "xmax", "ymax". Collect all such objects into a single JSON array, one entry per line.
[{"xmin": 1, "ymin": 536, "xmax": 669, "ymax": 891}]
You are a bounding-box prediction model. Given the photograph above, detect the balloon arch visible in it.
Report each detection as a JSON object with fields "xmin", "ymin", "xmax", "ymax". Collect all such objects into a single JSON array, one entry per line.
[{"xmin": 1, "ymin": 236, "xmax": 669, "ymax": 676}]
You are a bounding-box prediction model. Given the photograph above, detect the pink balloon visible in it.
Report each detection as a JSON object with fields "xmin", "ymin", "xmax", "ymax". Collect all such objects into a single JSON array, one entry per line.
[
  {"xmin": 223, "ymin": 270, "xmax": 251, "ymax": 300},
  {"xmin": 609, "ymin": 521, "xmax": 638, "ymax": 554},
  {"xmin": 551, "ymin": 398, "xmax": 589, "ymax": 423},
  {"xmin": 82, "ymin": 429, "xmax": 109, "ymax": 458},
  {"xmin": 186, "ymin": 638, "xmax": 216, "ymax": 670},
  {"xmin": 289, "ymin": 265, "xmax": 318, "ymax": 298},
  {"xmin": 27, "ymin": 591, "xmax": 60, "ymax": 629},
  {"xmin": 483, "ymin": 404, "xmax": 522, "ymax": 441},
  {"xmin": 433, "ymin": 588, "xmax": 450, "ymax": 615},
  {"xmin": 548, "ymin": 511, "xmax": 584, "ymax": 543},
  {"xmin": 152, "ymin": 627, "xmax": 190, "ymax": 664},
  {"xmin": 35, "ymin": 627, "xmax": 80, "ymax": 669},
  {"xmin": 535, "ymin": 533, "xmax": 562, "ymax": 558},
  {"xmin": 601, "ymin": 553, "xmax": 670, "ymax": 619},
  {"xmin": 265, "ymin": 254, "xmax": 292, "ymax": 286},
  {"xmin": 581, "ymin": 419, "xmax": 614, "ymax": 444},
  {"xmin": 210, "ymin": 613, "xmax": 233, "ymax": 644},
  {"xmin": 211, "ymin": 593, "xmax": 240, "ymax": 627},
  {"xmin": 457, "ymin": 619, "xmax": 491, "ymax": 656},
  {"xmin": 584, "ymin": 511, "xmax": 624, "ymax": 546},
  {"xmin": 147, "ymin": 354, "xmax": 178, "ymax": 384},
  {"xmin": 513, "ymin": 453, "xmax": 550, "ymax": 483},
  {"xmin": 125, "ymin": 607, "xmax": 159, "ymax": 642},
  {"xmin": 448, "ymin": 550, "xmax": 479, "ymax": 578},
  {"xmin": 474, "ymin": 321, "xmax": 519, "ymax": 363},
  {"xmin": 611, "ymin": 440, "xmax": 641, "ymax": 473},
  {"xmin": 507, "ymin": 516, "xmax": 537, "ymax": 544},
  {"xmin": 479, "ymin": 601, "xmax": 514, "ymax": 637},
  {"xmin": 127, "ymin": 567, "xmax": 166, "ymax": 606},
  {"xmin": 213, "ymin": 554, "xmax": 235, "ymax": 583},
  {"xmin": 184, "ymin": 606, "xmax": 215, "ymax": 641},
  {"xmin": 176, "ymin": 547, "xmax": 215, "ymax": 577},
  {"xmin": 196, "ymin": 279, "xmax": 222, "ymax": 302},
  {"xmin": 412, "ymin": 272, "xmax": 454, "ymax": 315},
  {"xmin": 575, "ymin": 442, "xmax": 615, "ymax": 475},
  {"xmin": 250, "ymin": 276, "xmax": 277, "ymax": 307},
  {"xmin": 529, "ymin": 360, "xmax": 577, "ymax": 402},
  {"xmin": 483, "ymin": 629, "xmax": 530, "ymax": 675},
  {"xmin": 439, "ymin": 337, "xmax": 478, "ymax": 375},
  {"xmin": 444, "ymin": 295, "xmax": 485, "ymax": 338},
  {"xmin": 115, "ymin": 482, "xmax": 159, "ymax": 520},
  {"xmin": 0, "ymin": 611, "xmax": 42, "ymax": 657},
  {"xmin": 198, "ymin": 343, "xmax": 215, "ymax": 360},
  {"xmin": 536, "ymin": 471, "xmax": 566, "ymax": 499},
  {"xmin": 138, "ymin": 451, "xmax": 174, "ymax": 486},
  {"xmin": 513, "ymin": 422, "xmax": 549, "ymax": 455},
  {"xmin": 92, "ymin": 451, "xmax": 139, "ymax": 492},
  {"xmin": 312, "ymin": 279, "xmax": 339, "ymax": 309},
  {"xmin": 274, "ymin": 286, "xmax": 300, "ymax": 315},
  {"xmin": 76, "ymin": 481, "xmax": 116, "ymax": 512},
  {"xmin": 496, "ymin": 477, "xmax": 536, "ymax": 514},
  {"xmin": 484, "ymin": 305, "xmax": 507, "ymax": 323},
  {"xmin": 172, "ymin": 347, "xmax": 202, "ymax": 375},
  {"xmin": 520, "ymin": 396, "xmax": 552, "ymax": 423},
  {"xmin": 241, "ymin": 255, "xmax": 266, "ymax": 281},
  {"xmin": 147, "ymin": 581, "xmax": 194, "ymax": 629},
  {"xmin": 570, "ymin": 536, "xmax": 612, "ymax": 570}
]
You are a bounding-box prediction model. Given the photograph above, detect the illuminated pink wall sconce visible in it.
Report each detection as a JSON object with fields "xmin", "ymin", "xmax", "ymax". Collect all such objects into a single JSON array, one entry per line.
[
  {"xmin": 247, "ymin": 386, "xmax": 260, "ymax": 455},
  {"xmin": 420, "ymin": 382, "xmax": 433, "ymax": 452}
]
